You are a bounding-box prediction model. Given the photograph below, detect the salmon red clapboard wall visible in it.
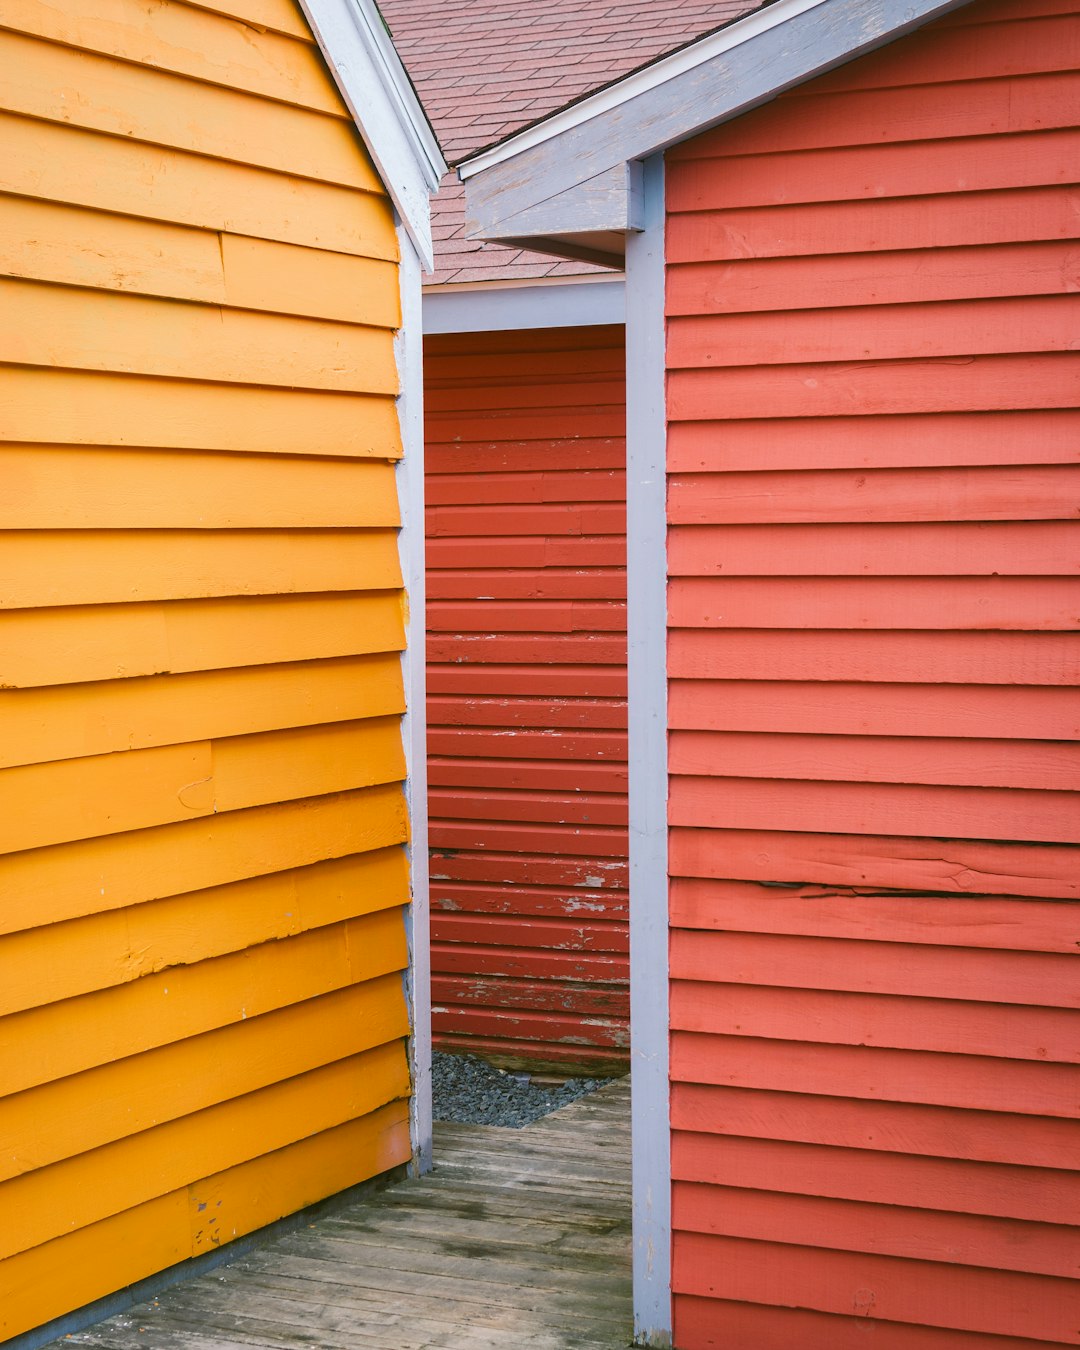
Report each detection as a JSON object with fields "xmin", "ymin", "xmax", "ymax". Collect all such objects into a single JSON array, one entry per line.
[
  {"xmin": 0, "ymin": 0, "xmax": 415, "ymax": 1337},
  {"xmin": 425, "ymin": 326, "xmax": 630, "ymax": 1072},
  {"xmin": 664, "ymin": 0, "xmax": 1080, "ymax": 1345}
]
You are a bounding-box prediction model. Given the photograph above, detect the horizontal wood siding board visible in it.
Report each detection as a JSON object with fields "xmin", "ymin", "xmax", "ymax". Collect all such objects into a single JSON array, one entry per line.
[
  {"xmin": 668, "ymin": 1031, "xmax": 1080, "ymax": 1115},
  {"xmin": 668, "ymin": 929, "xmax": 1078, "ymax": 1011},
  {"xmin": 668, "ymin": 630, "xmax": 1080, "ymax": 686},
  {"xmin": 672, "ymin": 1230, "xmax": 1080, "ymax": 1343},
  {"xmin": 667, "ymin": 410, "xmax": 1080, "ymax": 472},
  {"xmin": 666, "ymin": 241, "xmax": 1080, "ymax": 317},
  {"xmin": 673, "ymin": 1294, "xmax": 1062, "ymax": 1350},
  {"xmin": 669, "ymin": 1131, "xmax": 1080, "ymax": 1227},
  {"xmin": 431, "ymin": 1034, "xmax": 629, "ymax": 1073},
  {"xmin": 669, "ymin": 680, "xmax": 1079, "ymax": 740},
  {"xmin": 1, "ymin": 278, "xmax": 399, "ymax": 393},
  {"xmin": 672, "ymin": 1179, "xmax": 1080, "ymax": 1279},
  {"xmin": 666, "ymin": 186, "xmax": 1080, "ymax": 265},
  {"xmin": 0, "ymin": 530, "xmax": 403, "ymax": 610},
  {"xmin": 667, "ymin": 295, "xmax": 1080, "ymax": 369},
  {"xmin": 670, "ymin": 979, "xmax": 1080, "ymax": 1063},
  {"xmin": 0, "ymin": 0, "xmax": 415, "ymax": 1331},
  {"xmin": 669, "ymin": 879, "xmax": 1080, "ymax": 954},
  {"xmin": 668, "ymin": 774, "xmax": 1080, "ymax": 845},
  {"xmin": 666, "ymin": 127, "xmax": 1080, "ymax": 214},
  {"xmin": 2, "ymin": 867, "xmax": 409, "ymax": 1018},
  {"xmin": 666, "ymin": 464, "xmax": 1080, "ymax": 525},
  {"xmin": 670, "ymin": 1083, "xmax": 1080, "ymax": 1172},
  {"xmin": 1, "ymin": 654, "xmax": 405, "ymax": 770},
  {"xmin": 668, "ymin": 520, "xmax": 1079, "ymax": 576},
  {"xmin": 0, "ymin": 369, "xmax": 402, "ymax": 457},
  {"xmin": 668, "ymin": 729, "xmax": 1080, "ymax": 791},
  {"xmin": 668, "ymin": 352, "xmax": 1080, "ymax": 422},
  {"xmin": 431, "ymin": 911, "xmax": 630, "ymax": 953},
  {"xmin": 0, "ymin": 198, "xmax": 400, "ymax": 323},
  {"xmin": 425, "ymin": 329, "xmax": 628, "ymax": 1066},
  {"xmin": 431, "ymin": 968, "xmax": 630, "ymax": 1006},
  {"xmin": 2, "ymin": 593, "xmax": 405, "ymax": 691},
  {"xmin": 669, "ymin": 826, "xmax": 1080, "ymax": 899},
  {"xmin": 665, "ymin": 5, "xmax": 1080, "ymax": 1344},
  {"xmin": 1, "ymin": 448, "xmax": 401, "ymax": 530},
  {"xmin": 669, "ymin": 576, "xmax": 1080, "ymax": 631}
]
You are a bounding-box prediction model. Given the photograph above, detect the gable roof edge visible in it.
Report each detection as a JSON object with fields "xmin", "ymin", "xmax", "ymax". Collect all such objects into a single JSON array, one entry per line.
[
  {"xmin": 459, "ymin": 0, "xmax": 975, "ymax": 241},
  {"xmin": 460, "ymin": 0, "xmax": 821, "ymax": 181},
  {"xmin": 300, "ymin": 0, "xmax": 446, "ymax": 269}
]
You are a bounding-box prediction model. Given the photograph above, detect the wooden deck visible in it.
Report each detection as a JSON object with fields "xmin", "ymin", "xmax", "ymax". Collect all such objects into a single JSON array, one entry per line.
[{"xmin": 61, "ymin": 1079, "xmax": 633, "ymax": 1350}]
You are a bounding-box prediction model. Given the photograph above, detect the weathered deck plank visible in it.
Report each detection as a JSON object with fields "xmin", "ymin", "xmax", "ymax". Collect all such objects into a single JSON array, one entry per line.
[{"xmin": 58, "ymin": 1079, "xmax": 633, "ymax": 1349}]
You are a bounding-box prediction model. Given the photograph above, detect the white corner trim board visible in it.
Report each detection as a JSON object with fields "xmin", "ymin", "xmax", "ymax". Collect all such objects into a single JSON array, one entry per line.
[
  {"xmin": 423, "ymin": 278, "xmax": 626, "ymax": 334},
  {"xmin": 393, "ymin": 225, "xmax": 433, "ymax": 1176},
  {"xmin": 459, "ymin": 0, "xmax": 973, "ymax": 237},
  {"xmin": 299, "ymin": 0, "xmax": 446, "ymax": 269},
  {"xmin": 626, "ymin": 154, "xmax": 672, "ymax": 1350}
]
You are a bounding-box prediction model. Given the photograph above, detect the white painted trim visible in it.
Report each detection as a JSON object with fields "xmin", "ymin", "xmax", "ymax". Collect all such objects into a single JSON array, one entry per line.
[
  {"xmin": 626, "ymin": 154, "xmax": 671, "ymax": 1350},
  {"xmin": 424, "ymin": 278, "xmax": 625, "ymax": 334},
  {"xmin": 299, "ymin": 0, "xmax": 445, "ymax": 270},
  {"xmin": 459, "ymin": 0, "xmax": 974, "ymax": 237},
  {"xmin": 393, "ymin": 224, "xmax": 432, "ymax": 1176},
  {"xmin": 459, "ymin": 0, "xmax": 827, "ymax": 179}
]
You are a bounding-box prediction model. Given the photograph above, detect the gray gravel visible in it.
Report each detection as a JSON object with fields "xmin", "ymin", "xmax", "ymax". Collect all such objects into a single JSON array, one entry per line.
[{"xmin": 432, "ymin": 1050, "xmax": 615, "ymax": 1128}]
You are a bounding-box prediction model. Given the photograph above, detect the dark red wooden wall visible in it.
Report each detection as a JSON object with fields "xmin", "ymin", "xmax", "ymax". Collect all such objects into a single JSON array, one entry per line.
[
  {"xmin": 425, "ymin": 326, "xmax": 629, "ymax": 1072},
  {"xmin": 664, "ymin": 0, "xmax": 1080, "ymax": 1344}
]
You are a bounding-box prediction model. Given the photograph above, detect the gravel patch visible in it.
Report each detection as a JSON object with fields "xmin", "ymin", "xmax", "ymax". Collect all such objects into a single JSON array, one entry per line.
[{"xmin": 432, "ymin": 1050, "xmax": 616, "ymax": 1128}]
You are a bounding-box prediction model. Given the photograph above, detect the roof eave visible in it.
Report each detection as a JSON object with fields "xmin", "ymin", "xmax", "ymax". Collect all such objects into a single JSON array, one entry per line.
[
  {"xmin": 458, "ymin": 0, "xmax": 974, "ymax": 247},
  {"xmin": 300, "ymin": 0, "xmax": 447, "ymax": 269}
]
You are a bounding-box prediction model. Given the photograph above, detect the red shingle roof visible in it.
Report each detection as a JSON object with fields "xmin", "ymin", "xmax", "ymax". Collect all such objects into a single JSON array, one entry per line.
[{"xmin": 380, "ymin": 0, "xmax": 769, "ymax": 285}]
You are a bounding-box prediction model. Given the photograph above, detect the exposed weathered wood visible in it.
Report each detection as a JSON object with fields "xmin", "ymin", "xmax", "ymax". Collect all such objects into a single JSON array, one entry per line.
[
  {"xmin": 475, "ymin": 163, "xmax": 643, "ymax": 250},
  {"xmin": 56, "ymin": 1081, "xmax": 633, "ymax": 1350}
]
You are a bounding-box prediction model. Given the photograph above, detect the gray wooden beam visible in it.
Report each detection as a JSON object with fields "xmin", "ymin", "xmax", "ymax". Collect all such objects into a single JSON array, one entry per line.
[
  {"xmin": 498, "ymin": 236, "xmax": 625, "ymax": 268},
  {"xmin": 423, "ymin": 279, "xmax": 625, "ymax": 335},
  {"xmin": 467, "ymin": 162, "xmax": 643, "ymax": 241},
  {"xmin": 462, "ymin": 0, "xmax": 972, "ymax": 236}
]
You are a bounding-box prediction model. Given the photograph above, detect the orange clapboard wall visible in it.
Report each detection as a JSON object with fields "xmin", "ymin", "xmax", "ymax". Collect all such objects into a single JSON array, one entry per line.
[
  {"xmin": 425, "ymin": 327, "xmax": 629, "ymax": 1072},
  {"xmin": 0, "ymin": 0, "xmax": 414, "ymax": 1337},
  {"xmin": 664, "ymin": 1, "xmax": 1080, "ymax": 1346}
]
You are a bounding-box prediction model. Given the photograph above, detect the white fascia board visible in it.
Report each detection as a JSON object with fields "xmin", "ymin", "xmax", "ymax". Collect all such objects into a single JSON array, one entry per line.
[
  {"xmin": 299, "ymin": 0, "xmax": 446, "ymax": 269},
  {"xmin": 423, "ymin": 277, "xmax": 626, "ymax": 334},
  {"xmin": 459, "ymin": 0, "xmax": 972, "ymax": 235}
]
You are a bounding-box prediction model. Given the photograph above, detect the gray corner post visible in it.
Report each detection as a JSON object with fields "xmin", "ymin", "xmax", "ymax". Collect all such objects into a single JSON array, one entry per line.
[
  {"xmin": 394, "ymin": 224, "xmax": 433, "ymax": 1176},
  {"xmin": 625, "ymin": 152, "xmax": 673, "ymax": 1348}
]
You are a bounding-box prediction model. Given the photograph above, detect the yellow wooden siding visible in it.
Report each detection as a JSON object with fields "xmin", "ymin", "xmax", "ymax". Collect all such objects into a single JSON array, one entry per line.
[
  {"xmin": 0, "ymin": 0, "xmax": 415, "ymax": 1336},
  {"xmin": 0, "ymin": 593, "xmax": 406, "ymax": 688}
]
